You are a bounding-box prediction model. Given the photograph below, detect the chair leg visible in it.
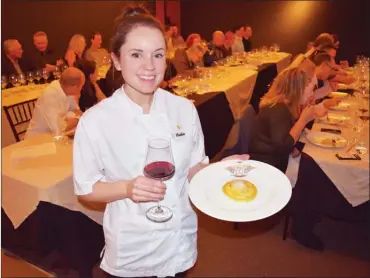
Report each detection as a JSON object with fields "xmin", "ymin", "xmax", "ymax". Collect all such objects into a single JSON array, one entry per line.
[
  {"xmin": 233, "ymin": 222, "xmax": 239, "ymax": 230},
  {"xmin": 282, "ymin": 213, "xmax": 290, "ymax": 240}
]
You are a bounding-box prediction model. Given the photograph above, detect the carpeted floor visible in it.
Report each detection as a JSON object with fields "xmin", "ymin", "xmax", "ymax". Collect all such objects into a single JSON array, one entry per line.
[{"xmin": 2, "ymin": 210, "xmax": 369, "ymax": 277}]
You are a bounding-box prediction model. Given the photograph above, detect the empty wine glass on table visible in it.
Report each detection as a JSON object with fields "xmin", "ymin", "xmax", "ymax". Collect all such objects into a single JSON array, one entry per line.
[
  {"xmin": 18, "ymin": 73, "xmax": 27, "ymax": 86},
  {"xmin": 53, "ymin": 66, "xmax": 61, "ymax": 80},
  {"xmin": 9, "ymin": 74, "xmax": 21, "ymax": 87},
  {"xmin": 34, "ymin": 70, "xmax": 42, "ymax": 83},
  {"xmin": 26, "ymin": 71, "xmax": 35, "ymax": 85},
  {"xmin": 143, "ymin": 137, "xmax": 175, "ymax": 223},
  {"xmin": 1, "ymin": 75, "xmax": 8, "ymax": 89},
  {"xmin": 42, "ymin": 68, "xmax": 50, "ymax": 83},
  {"xmin": 53, "ymin": 114, "xmax": 69, "ymax": 144}
]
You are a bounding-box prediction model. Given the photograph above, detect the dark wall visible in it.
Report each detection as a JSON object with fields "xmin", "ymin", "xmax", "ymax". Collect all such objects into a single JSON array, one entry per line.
[
  {"xmin": 181, "ymin": 0, "xmax": 370, "ymax": 64},
  {"xmin": 1, "ymin": 0, "xmax": 155, "ymax": 60}
]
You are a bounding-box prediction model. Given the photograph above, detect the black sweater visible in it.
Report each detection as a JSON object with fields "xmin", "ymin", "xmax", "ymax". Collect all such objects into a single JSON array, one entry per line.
[{"xmin": 248, "ymin": 103, "xmax": 295, "ymax": 172}]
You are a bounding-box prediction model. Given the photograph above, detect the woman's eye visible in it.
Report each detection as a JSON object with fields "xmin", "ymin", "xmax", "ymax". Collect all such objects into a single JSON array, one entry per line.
[
  {"xmin": 155, "ymin": 53, "xmax": 164, "ymax": 58},
  {"xmin": 131, "ymin": 53, "xmax": 140, "ymax": 58}
]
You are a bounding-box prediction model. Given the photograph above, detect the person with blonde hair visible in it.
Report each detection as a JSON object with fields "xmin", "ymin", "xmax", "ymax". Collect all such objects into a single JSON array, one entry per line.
[
  {"xmin": 248, "ymin": 67, "xmax": 317, "ymax": 172},
  {"xmin": 65, "ymin": 34, "xmax": 86, "ymax": 67}
]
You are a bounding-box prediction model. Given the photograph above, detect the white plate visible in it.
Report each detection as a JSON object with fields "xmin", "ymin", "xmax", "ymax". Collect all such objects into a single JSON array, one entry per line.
[
  {"xmin": 329, "ymin": 102, "xmax": 351, "ymax": 111},
  {"xmin": 306, "ymin": 131, "xmax": 347, "ymax": 148},
  {"xmin": 318, "ymin": 114, "xmax": 349, "ymax": 125},
  {"xmin": 189, "ymin": 160, "xmax": 292, "ymax": 222},
  {"xmin": 329, "ymin": 91, "xmax": 349, "ymax": 99}
]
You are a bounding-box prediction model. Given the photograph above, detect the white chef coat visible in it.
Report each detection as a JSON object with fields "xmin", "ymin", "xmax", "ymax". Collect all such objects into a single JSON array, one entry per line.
[
  {"xmin": 73, "ymin": 87, "xmax": 208, "ymax": 277},
  {"xmin": 25, "ymin": 80, "xmax": 79, "ymax": 138}
]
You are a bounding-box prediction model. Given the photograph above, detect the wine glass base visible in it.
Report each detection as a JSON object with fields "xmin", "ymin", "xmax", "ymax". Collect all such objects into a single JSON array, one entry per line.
[{"xmin": 146, "ymin": 206, "xmax": 173, "ymax": 223}]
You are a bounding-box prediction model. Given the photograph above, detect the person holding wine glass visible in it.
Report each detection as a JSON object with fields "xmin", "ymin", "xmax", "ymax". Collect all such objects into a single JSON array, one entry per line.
[{"xmin": 73, "ymin": 6, "xmax": 248, "ymax": 278}]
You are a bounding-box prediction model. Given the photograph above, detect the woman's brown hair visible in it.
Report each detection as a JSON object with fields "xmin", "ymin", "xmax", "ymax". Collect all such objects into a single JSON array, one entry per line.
[
  {"xmin": 259, "ymin": 67, "xmax": 308, "ymax": 119},
  {"xmin": 111, "ymin": 4, "xmax": 165, "ymax": 58}
]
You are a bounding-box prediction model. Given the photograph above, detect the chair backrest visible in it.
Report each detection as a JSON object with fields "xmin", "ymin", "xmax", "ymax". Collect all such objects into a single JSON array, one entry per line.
[
  {"xmin": 231, "ymin": 104, "xmax": 256, "ymax": 155},
  {"xmin": 3, "ymin": 99, "xmax": 37, "ymax": 142},
  {"xmin": 196, "ymin": 92, "xmax": 235, "ymax": 160},
  {"xmin": 250, "ymin": 63, "xmax": 278, "ymax": 112}
]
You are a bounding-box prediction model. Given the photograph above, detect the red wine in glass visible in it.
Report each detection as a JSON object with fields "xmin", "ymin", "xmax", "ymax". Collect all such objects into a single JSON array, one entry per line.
[
  {"xmin": 144, "ymin": 161, "xmax": 175, "ymax": 181},
  {"xmin": 359, "ymin": 115, "xmax": 370, "ymax": 122},
  {"xmin": 358, "ymin": 108, "xmax": 369, "ymax": 114},
  {"xmin": 143, "ymin": 137, "xmax": 175, "ymax": 223}
]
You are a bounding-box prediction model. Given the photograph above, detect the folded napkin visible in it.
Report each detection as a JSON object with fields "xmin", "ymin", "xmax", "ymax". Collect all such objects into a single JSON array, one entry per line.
[{"xmin": 11, "ymin": 142, "xmax": 57, "ymax": 161}]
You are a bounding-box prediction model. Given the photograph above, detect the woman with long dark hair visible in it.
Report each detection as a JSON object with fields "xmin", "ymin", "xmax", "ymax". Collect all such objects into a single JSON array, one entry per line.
[{"xmin": 74, "ymin": 59, "xmax": 106, "ymax": 112}]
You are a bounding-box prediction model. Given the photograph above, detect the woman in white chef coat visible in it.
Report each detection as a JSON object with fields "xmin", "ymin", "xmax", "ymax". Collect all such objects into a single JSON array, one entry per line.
[{"xmin": 73, "ymin": 6, "xmax": 248, "ymax": 278}]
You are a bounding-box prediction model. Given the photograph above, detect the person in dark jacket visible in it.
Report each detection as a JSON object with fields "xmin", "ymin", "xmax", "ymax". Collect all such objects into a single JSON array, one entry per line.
[
  {"xmin": 242, "ymin": 25, "xmax": 253, "ymax": 52},
  {"xmin": 74, "ymin": 59, "xmax": 106, "ymax": 112},
  {"xmin": 248, "ymin": 67, "xmax": 317, "ymax": 172}
]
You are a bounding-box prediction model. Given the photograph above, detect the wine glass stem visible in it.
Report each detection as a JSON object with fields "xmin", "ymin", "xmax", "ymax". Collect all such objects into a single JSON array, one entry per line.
[{"xmin": 155, "ymin": 202, "xmax": 164, "ymax": 214}]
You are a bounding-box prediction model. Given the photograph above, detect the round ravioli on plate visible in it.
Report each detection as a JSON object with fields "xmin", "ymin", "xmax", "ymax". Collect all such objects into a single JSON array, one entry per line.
[{"xmin": 222, "ymin": 179, "xmax": 258, "ymax": 202}]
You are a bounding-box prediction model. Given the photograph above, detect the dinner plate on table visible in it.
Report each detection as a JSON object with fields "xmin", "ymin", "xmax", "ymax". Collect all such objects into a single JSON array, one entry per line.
[
  {"xmin": 329, "ymin": 91, "xmax": 350, "ymax": 99},
  {"xmin": 189, "ymin": 160, "xmax": 292, "ymax": 222},
  {"xmin": 306, "ymin": 131, "xmax": 347, "ymax": 148},
  {"xmin": 329, "ymin": 102, "xmax": 351, "ymax": 111},
  {"xmin": 318, "ymin": 114, "xmax": 349, "ymax": 125}
]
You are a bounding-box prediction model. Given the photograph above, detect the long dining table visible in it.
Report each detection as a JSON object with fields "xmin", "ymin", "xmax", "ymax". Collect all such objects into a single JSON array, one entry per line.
[{"xmin": 285, "ymin": 92, "xmax": 369, "ymax": 239}]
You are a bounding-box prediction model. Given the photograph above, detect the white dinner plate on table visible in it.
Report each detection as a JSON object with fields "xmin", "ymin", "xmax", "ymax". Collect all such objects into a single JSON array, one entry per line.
[
  {"xmin": 189, "ymin": 160, "xmax": 292, "ymax": 222},
  {"xmin": 318, "ymin": 114, "xmax": 349, "ymax": 126},
  {"xmin": 329, "ymin": 102, "xmax": 351, "ymax": 111},
  {"xmin": 329, "ymin": 91, "xmax": 349, "ymax": 99},
  {"xmin": 306, "ymin": 131, "xmax": 347, "ymax": 148}
]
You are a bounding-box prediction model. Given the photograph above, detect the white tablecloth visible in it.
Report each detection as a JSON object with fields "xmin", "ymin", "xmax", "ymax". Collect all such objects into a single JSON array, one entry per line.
[
  {"xmin": 1, "ymin": 134, "xmax": 104, "ymax": 228},
  {"xmin": 174, "ymin": 66, "xmax": 258, "ymax": 120},
  {"xmin": 286, "ymin": 96, "xmax": 370, "ymax": 207},
  {"xmin": 248, "ymin": 52, "xmax": 292, "ymax": 73},
  {"xmin": 2, "ymin": 84, "xmax": 48, "ymax": 147}
]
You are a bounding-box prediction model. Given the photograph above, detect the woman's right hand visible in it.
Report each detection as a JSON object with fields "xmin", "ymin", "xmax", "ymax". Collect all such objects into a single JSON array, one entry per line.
[
  {"xmin": 127, "ymin": 176, "xmax": 166, "ymax": 203},
  {"xmin": 299, "ymin": 105, "xmax": 317, "ymax": 123}
]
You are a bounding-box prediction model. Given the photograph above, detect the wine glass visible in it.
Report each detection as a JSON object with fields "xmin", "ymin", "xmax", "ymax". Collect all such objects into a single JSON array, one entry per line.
[
  {"xmin": 1, "ymin": 75, "xmax": 8, "ymax": 89},
  {"xmin": 26, "ymin": 71, "xmax": 34, "ymax": 84},
  {"xmin": 18, "ymin": 73, "xmax": 27, "ymax": 86},
  {"xmin": 53, "ymin": 114, "xmax": 69, "ymax": 143},
  {"xmin": 34, "ymin": 70, "xmax": 42, "ymax": 83},
  {"xmin": 42, "ymin": 68, "xmax": 50, "ymax": 83},
  {"xmin": 143, "ymin": 137, "xmax": 175, "ymax": 223},
  {"xmin": 9, "ymin": 74, "xmax": 21, "ymax": 87},
  {"xmin": 53, "ymin": 66, "xmax": 61, "ymax": 80}
]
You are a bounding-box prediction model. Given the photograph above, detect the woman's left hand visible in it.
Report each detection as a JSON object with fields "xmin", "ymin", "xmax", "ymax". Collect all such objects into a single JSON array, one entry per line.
[{"xmin": 222, "ymin": 154, "xmax": 250, "ymax": 161}]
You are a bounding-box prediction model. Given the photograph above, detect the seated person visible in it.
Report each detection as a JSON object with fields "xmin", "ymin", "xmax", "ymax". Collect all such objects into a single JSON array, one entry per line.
[
  {"xmin": 170, "ymin": 23, "xmax": 185, "ymax": 49},
  {"xmin": 65, "ymin": 34, "xmax": 86, "ymax": 67},
  {"xmin": 25, "ymin": 67, "xmax": 85, "ymax": 138},
  {"xmin": 210, "ymin": 31, "xmax": 230, "ymax": 61},
  {"xmin": 296, "ymin": 52, "xmax": 340, "ymax": 108},
  {"xmin": 2, "ymin": 39, "xmax": 31, "ymax": 76},
  {"xmin": 242, "ymin": 25, "xmax": 253, "ymax": 52},
  {"xmin": 224, "ymin": 31, "xmax": 234, "ymax": 56},
  {"xmin": 248, "ymin": 67, "xmax": 317, "ymax": 172},
  {"xmin": 29, "ymin": 31, "xmax": 63, "ymax": 74},
  {"xmin": 74, "ymin": 60, "xmax": 106, "ymax": 112},
  {"xmin": 319, "ymin": 44, "xmax": 354, "ymax": 84},
  {"xmin": 231, "ymin": 25, "xmax": 245, "ymax": 54},
  {"xmin": 172, "ymin": 33, "xmax": 205, "ymax": 74},
  {"xmin": 164, "ymin": 25, "xmax": 176, "ymax": 59},
  {"xmin": 98, "ymin": 62, "xmax": 124, "ymax": 97},
  {"xmin": 85, "ymin": 31, "xmax": 110, "ymax": 67}
]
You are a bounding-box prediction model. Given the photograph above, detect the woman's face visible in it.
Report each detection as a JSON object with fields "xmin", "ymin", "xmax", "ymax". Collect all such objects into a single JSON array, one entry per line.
[{"xmin": 113, "ymin": 26, "xmax": 166, "ymax": 95}]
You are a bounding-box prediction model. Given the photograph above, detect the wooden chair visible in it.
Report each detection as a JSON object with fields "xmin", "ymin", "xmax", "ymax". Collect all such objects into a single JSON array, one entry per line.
[{"xmin": 3, "ymin": 99, "xmax": 37, "ymax": 142}]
